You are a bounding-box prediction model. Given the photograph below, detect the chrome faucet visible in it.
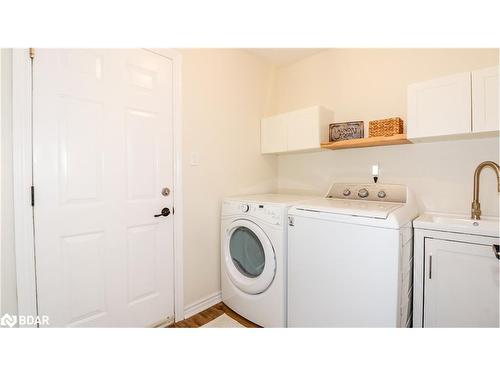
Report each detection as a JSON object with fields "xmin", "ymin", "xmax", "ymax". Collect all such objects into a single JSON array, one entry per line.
[{"xmin": 471, "ymin": 161, "xmax": 500, "ymax": 220}]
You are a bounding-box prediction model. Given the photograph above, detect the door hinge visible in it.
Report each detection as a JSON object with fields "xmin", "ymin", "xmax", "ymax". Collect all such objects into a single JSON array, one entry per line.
[
  {"xmin": 31, "ymin": 186, "xmax": 35, "ymax": 206},
  {"xmin": 29, "ymin": 48, "xmax": 35, "ymax": 59}
]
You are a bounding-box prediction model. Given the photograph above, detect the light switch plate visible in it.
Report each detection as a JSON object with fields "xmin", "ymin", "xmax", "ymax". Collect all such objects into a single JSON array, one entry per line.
[{"xmin": 190, "ymin": 152, "xmax": 200, "ymax": 166}]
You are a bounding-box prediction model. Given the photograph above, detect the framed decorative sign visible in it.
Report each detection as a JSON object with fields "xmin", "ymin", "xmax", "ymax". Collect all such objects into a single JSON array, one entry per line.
[{"xmin": 329, "ymin": 121, "xmax": 364, "ymax": 142}]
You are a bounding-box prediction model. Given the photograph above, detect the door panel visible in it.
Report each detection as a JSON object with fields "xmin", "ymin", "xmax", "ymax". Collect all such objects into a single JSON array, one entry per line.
[
  {"xmin": 407, "ymin": 72, "xmax": 471, "ymax": 138},
  {"xmin": 126, "ymin": 223, "xmax": 160, "ymax": 304},
  {"xmin": 125, "ymin": 111, "xmax": 158, "ymax": 199},
  {"xmin": 472, "ymin": 66, "xmax": 499, "ymax": 133},
  {"xmin": 62, "ymin": 231, "xmax": 107, "ymax": 326},
  {"xmin": 59, "ymin": 97, "xmax": 104, "ymax": 204},
  {"xmin": 424, "ymin": 238, "xmax": 499, "ymax": 327},
  {"xmin": 286, "ymin": 108, "xmax": 318, "ymax": 151},
  {"xmin": 33, "ymin": 49, "xmax": 174, "ymax": 327}
]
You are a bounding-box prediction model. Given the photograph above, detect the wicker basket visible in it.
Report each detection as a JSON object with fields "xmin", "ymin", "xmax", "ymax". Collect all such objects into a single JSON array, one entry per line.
[{"xmin": 368, "ymin": 117, "xmax": 404, "ymax": 137}]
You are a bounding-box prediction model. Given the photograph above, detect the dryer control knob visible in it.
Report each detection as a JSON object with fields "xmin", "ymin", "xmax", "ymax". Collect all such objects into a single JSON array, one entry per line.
[
  {"xmin": 343, "ymin": 189, "xmax": 351, "ymax": 197},
  {"xmin": 377, "ymin": 190, "xmax": 387, "ymax": 199},
  {"xmin": 241, "ymin": 204, "xmax": 250, "ymax": 213},
  {"xmin": 358, "ymin": 188, "xmax": 369, "ymax": 198}
]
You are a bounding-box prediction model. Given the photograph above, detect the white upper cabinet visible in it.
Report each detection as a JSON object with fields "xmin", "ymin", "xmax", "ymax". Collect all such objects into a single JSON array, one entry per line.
[
  {"xmin": 407, "ymin": 72, "xmax": 472, "ymax": 139},
  {"xmin": 472, "ymin": 66, "xmax": 499, "ymax": 133},
  {"xmin": 261, "ymin": 106, "xmax": 334, "ymax": 154},
  {"xmin": 407, "ymin": 66, "xmax": 499, "ymax": 140}
]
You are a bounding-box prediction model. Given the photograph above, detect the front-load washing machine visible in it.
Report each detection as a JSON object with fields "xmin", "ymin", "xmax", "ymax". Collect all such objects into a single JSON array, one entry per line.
[{"xmin": 221, "ymin": 194, "xmax": 313, "ymax": 327}]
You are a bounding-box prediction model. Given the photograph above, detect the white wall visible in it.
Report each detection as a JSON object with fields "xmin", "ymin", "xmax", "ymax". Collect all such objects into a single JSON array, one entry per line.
[
  {"xmin": 272, "ymin": 49, "xmax": 500, "ymax": 217},
  {"xmin": 1, "ymin": 49, "xmax": 18, "ymax": 316},
  {"xmin": 181, "ymin": 49, "xmax": 277, "ymax": 307}
]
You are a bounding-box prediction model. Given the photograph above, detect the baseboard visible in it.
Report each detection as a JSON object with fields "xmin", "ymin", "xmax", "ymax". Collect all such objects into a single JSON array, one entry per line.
[
  {"xmin": 152, "ymin": 316, "xmax": 175, "ymax": 328},
  {"xmin": 184, "ymin": 291, "xmax": 222, "ymax": 319}
]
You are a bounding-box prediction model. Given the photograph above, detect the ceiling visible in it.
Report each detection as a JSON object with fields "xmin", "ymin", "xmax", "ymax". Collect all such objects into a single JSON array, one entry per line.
[{"xmin": 246, "ymin": 48, "xmax": 326, "ymax": 67}]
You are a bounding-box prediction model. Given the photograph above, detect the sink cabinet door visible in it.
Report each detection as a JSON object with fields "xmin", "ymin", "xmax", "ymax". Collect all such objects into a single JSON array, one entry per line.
[{"xmin": 423, "ymin": 238, "xmax": 499, "ymax": 327}]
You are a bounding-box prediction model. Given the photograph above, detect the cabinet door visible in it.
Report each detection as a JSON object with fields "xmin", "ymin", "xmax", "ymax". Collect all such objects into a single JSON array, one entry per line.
[
  {"xmin": 286, "ymin": 108, "xmax": 320, "ymax": 151},
  {"xmin": 261, "ymin": 115, "xmax": 287, "ymax": 154},
  {"xmin": 407, "ymin": 72, "xmax": 471, "ymax": 139},
  {"xmin": 472, "ymin": 66, "xmax": 499, "ymax": 133},
  {"xmin": 423, "ymin": 238, "xmax": 499, "ymax": 327}
]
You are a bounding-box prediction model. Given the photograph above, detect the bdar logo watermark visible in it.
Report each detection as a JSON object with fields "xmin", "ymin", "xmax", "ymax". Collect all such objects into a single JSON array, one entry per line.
[
  {"xmin": 0, "ymin": 313, "xmax": 17, "ymax": 327},
  {"xmin": 0, "ymin": 313, "xmax": 50, "ymax": 327}
]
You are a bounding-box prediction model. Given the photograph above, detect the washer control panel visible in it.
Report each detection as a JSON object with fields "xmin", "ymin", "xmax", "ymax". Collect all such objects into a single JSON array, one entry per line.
[
  {"xmin": 325, "ymin": 183, "xmax": 407, "ymax": 203},
  {"xmin": 222, "ymin": 201, "xmax": 283, "ymax": 225}
]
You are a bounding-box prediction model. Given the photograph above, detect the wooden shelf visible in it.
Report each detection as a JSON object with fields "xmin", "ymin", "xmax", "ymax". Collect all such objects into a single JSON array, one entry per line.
[{"xmin": 321, "ymin": 134, "xmax": 412, "ymax": 151}]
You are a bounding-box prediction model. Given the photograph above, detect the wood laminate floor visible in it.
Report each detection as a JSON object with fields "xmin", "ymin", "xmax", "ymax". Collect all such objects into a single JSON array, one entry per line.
[{"xmin": 168, "ymin": 302, "xmax": 260, "ymax": 328}]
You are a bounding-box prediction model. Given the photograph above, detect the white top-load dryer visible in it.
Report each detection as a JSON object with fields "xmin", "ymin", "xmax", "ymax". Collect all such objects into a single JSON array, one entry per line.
[{"xmin": 287, "ymin": 183, "xmax": 418, "ymax": 327}]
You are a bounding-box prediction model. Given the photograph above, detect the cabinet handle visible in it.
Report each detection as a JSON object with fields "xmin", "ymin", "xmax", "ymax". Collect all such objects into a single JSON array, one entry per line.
[
  {"xmin": 429, "ymin": 254, "xmax": 432, "ymax": 279},
  {"xmin": 493, "ymin": 245, "xmax": 500, "ymax": 260}
]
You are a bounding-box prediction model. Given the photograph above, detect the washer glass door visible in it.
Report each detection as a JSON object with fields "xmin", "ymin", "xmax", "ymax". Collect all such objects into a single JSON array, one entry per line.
[
  {"xmin": 230, "ymin": 227, "xmax": 265, "ymax": 278},
  {"xmin": 225, "ymin": 219, "xmax": 276, "ymax": 295}
]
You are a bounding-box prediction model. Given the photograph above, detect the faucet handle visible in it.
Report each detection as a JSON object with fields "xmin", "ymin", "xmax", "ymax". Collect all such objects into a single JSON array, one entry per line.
[{"xmin": 471, "ymin": 201, "xmax": 481, "ymax": 220}]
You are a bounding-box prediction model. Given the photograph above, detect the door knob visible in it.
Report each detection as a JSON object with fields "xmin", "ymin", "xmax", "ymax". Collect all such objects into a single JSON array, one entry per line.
[{"xmin": 154, "ymin": 208, "xmax": 171, "ymax": 217}]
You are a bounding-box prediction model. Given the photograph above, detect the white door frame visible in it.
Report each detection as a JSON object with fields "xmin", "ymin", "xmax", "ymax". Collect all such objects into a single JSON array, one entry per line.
[{"xmin": 12, "ymin": 48, "xmax": 185, "ymax": 325}]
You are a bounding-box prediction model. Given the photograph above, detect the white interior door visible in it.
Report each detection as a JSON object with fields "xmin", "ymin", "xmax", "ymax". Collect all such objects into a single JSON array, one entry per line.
[{"xmin": 33, "ymin": 49, "xmax": 175, "ymax": 327}]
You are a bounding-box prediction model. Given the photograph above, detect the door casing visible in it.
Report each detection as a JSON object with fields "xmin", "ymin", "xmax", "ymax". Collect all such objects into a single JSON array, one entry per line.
[{"xmin": 12, "ymin": 48, "xmax": 184, "ymax": 326}]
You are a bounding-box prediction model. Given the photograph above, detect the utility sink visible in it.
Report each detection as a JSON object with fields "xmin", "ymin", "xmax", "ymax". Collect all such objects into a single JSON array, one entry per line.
[{"xmin": 414, "ymin": 212, "xmax": 499, "ymax": 237}]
